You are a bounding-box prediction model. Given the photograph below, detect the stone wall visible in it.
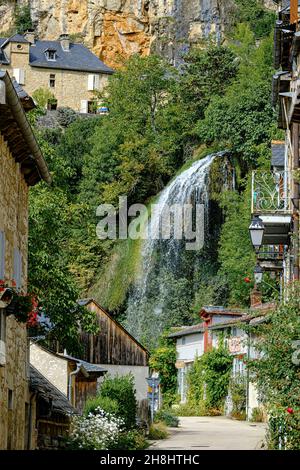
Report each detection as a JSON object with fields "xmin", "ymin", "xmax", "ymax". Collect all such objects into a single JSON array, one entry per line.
[
  {"xmin": 30, "ymin": 343, "xmax": 70, "ymax": 396},
  {"xmin": 0, "ymin": 1, "xmax": 276, "ymax": 69},
  {"xmin": 0, "ymin": 133, "xmax": 30, "ymax": 450}
]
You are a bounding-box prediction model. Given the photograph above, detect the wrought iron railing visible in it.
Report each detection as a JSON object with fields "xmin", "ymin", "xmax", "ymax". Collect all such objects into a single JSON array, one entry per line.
[
  {"xmin": 257, "ymin": 245, "xmax": 286, "ymax": 261},
  {"xmin": 252, "ymin": 171, "xmax": 292, "ymax": 213}
]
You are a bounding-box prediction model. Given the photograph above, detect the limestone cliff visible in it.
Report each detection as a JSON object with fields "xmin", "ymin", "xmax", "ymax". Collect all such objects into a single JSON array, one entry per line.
[{"xmin": 0, "ymin": 1, "xmax": 276, "ymax": 68}]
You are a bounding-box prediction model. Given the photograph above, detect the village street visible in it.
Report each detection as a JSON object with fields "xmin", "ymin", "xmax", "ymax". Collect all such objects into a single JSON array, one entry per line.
[{"xmin": 150, "ymin": 417, "xmax": 266, "ymax": 450}]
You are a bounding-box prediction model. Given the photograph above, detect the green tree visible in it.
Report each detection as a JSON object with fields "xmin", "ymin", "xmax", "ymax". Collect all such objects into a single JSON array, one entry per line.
[
  {"xmin": 28, "ymin": 139, "xmax": 97, "ymax": 353},
  {"xmin": 149, "ymin": 331, "xmax": 178, "ymax": 402},
  {"xmin": 14, "ymin": 4, "xmax": 33, "ymax": 34},
  {"xmin": 247, "ymin": 283, "xmax": 300, "ymax": 449}
]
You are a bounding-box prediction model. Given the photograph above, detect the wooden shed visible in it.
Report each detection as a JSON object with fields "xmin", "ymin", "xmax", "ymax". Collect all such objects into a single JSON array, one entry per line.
[{"xmin": 78, "ymin": 299, "xmax": 149, "ymax": 366}]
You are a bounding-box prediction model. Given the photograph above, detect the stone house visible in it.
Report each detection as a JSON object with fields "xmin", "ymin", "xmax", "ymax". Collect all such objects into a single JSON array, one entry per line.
[
  {"xmin": 30, "ymin": 342, "xmax": 107, "ymax": 413},
  {"xmin": 0, "ymin": 32, "xmax": 114, "ymax": 113},
  {"xmin": 0, "ymin": 70, "xmax": 51, "ymax": 449}
]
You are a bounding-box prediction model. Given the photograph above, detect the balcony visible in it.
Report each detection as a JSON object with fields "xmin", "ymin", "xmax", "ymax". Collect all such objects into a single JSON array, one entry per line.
[{"xmin": 251, "ymin": 171, "xmax": 292, "ymax": 246}]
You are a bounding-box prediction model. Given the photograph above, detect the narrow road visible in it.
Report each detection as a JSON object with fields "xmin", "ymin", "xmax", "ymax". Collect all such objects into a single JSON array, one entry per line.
[{"xmin": 150, "ymin": 416, "xmax": 266, "ymax": 450}]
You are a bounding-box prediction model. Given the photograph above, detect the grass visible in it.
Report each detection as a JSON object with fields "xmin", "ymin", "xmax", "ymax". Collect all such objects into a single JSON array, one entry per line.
[{"xmin": 148, "ymin": 422, "xmax": 169, "ymax": 440}]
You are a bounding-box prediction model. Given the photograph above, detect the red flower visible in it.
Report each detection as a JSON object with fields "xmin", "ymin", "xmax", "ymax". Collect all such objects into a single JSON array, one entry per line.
[
  {"xmin": 244, "ymin": 277, "xmax": 251, "ymax": 283},
  {"xmin": 11, "ymin": 279, "xmax": 16, "ymax": 287},
  {"xmin": 0, "ymin": 287, "xmax": 5, "ymax": 292},
  {"xmin": 287, "ymin": 407, "xmax": 294, "ymax": 415},
  {"xmin": 0, "ymin": 279, "xmax": 5, "ymax": 287}
]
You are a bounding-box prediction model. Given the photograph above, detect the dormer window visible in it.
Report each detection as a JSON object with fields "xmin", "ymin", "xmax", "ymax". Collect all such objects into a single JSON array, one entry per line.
[{"xmin": 45, "ymin": 48, "xmax": 57, "ymax": 61}]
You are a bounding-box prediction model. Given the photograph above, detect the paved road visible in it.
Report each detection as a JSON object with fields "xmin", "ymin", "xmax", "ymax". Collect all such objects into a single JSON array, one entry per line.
[{"xmin": 150, "ymin": 416, "xmax": 266, "ymax": 450}]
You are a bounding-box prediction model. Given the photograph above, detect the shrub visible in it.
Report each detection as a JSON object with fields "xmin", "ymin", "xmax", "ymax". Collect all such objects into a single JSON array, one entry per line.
[
  {"xmin": 99, "ymin": 374, "xmax": 137, "ymax": 429},
  {"xmin": 15, "ymin": 5, "xmax": 33, "ymax": 34},
  {"xmin": 250, "ymin": 407, "xmax": 265, "ymax": 423},
  {"xmin": 32, "ymin": 88, "xmax": 56, "ymax": 109},
  {"xmin": 110, "ymin": 430, "xmax": 149, "ymax": 450},
  {"xmin": 154, "ymin": 409, "xmax": 179, "ymax": 427},
  {"xmin": 84, "ymin": 395, "xmax": 119, "ymax": 417},
  {"xmin": 56, "ymin": 107, "xmax": 77, "ymax": 127},
  {"xmin": 148, "ymin": 422, "xmax": 168, "ymax": 440},
  {"xmin": 188, "ymin": 345, "xmax": 233, "ymax": 411},
  {"xmin": 229, "ymin": 374, "xmax": 247, "ymax": 420},
  {"xmin": 68, "ymin": 407, "xmax": 123, "ymax": 450}
]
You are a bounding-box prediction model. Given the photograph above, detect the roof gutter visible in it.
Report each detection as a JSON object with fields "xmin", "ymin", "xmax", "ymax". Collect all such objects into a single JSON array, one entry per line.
[{"xmin": 0, "ymin": 70, "xmax": 51, "ymax": 184}]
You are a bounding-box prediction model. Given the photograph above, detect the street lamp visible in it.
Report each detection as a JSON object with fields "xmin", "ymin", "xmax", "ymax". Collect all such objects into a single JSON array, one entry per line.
[
  {"xmin": 254, "ymin": 264, "xmax": 263, "ymax": 285},
  {"xmin": 249, "ymin": 215, "xmax": 265, "ymax": 254}
]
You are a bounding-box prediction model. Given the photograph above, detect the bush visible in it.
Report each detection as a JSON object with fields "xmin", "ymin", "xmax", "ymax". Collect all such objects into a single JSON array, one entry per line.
[
  {"xmin": 110, "ymin": 430, "xmax": 149, "ymax": 450},
  {"xmin": 250, "ymin": 407, "xmax": 265, "ymax": 423},
  {"xmin": 32, "ymin": 88, "xmax": 56, "ymax": 109},
  {"xmin": 154, "ymin": 409, "xmax": 179, "ymax": 427},
  {"xmin": 15, "ymin": 5, "xmax": 33, "ymax": 34},
  {"xmin": 99, "ymin": 374, "xmax": 137, "ymax": 429},
  {"xmin": 56, "ymin": 107, "xmax": 77, "ymax": 127},
  {"xmin": 148, "ymin": 422, "xmax": 168, "ymax": 440},
  {"xmin": 229, "ymin": 375, "xmax": 247, "ymax": 420},
  {"xmin": 68, "ymin": 407, "xmax": 124, "ymax": 450},
  {"xmin": 84, "ymin": 395, "xmax": 119, "ymax": 417}
]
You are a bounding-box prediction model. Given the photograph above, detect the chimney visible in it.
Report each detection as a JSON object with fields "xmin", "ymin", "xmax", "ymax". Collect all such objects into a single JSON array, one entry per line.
[
  {"xmin": 250, "ymin": 288, "xmax": 262, "ymax": 309},
  {"xmin": 24, "ymin": 29, "xmax": 35, "ymax": 45},
  {"xmin": 59, "ymin": 34, "xmax": 70, "ymax": 52}
]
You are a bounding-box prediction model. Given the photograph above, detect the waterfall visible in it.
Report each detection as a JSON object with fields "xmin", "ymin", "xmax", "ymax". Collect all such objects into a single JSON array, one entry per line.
[{"xmin": 125, "ymin": 152, "xmax": 228, "ymax": 348}]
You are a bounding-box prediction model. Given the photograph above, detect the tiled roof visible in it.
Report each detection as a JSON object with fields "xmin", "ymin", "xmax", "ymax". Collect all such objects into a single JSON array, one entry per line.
[
  {"xmin": 0, "ymin": 35, "xmax": 114, "ymax": 74},
  {"xmin": 29, "ymin": 365, "xmax": 77, "ymax": 417},
  {"xmin": 200, "ymin": 306, "xmax": 245, "ymax": 317}
]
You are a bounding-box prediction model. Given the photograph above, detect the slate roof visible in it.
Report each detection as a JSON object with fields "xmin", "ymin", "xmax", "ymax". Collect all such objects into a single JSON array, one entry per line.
[
  {"xmin": 11, "ymin": 77, "xmax": 35, "ymax": 110},
  {"xmin": 62, "ymin": 354, "xmax": 107, "ymax": 375},
  {"xmin": 29, "ymin": 365, "xmax": 76, "ymax": 417},
  {"xmin": 271, "ymin": 141, "xmax": 285, "ymax": 168},
  {"xmin": 0, "ymin": 35, "xmax": 114, "ymax": 74},
  {"xmin": 168, "ymin": 324, "xmax": 205, "ymax": 338}
]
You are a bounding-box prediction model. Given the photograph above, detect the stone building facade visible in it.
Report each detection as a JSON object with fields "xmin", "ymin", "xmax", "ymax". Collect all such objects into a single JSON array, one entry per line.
[
  {"xmin": 0, "ymin": 33, "xmax": 113, "ymax": 113},
  {"xmin": 0, "ymin": 70, "xmax": 50, "ymax": 449}
]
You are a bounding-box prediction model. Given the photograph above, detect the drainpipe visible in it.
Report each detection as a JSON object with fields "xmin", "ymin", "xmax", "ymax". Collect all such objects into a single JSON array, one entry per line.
[
  {"xmin": 68, "ymin": 364, "xmax": 81, "ymax": 406},
  {"xmin": 292, "ymin": 123, "xmax": 299, "ymax": 280},
  {"xmin": 246, "ymin": 332, "xmax": 251, "ymax": 421},
  {"xmin": 68, "ymin": 363, "xmax": 89, "ymax": 407}
]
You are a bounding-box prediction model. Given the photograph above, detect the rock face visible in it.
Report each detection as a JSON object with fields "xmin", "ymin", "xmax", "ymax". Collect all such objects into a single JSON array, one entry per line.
[{"xmin": 0, "ymin": 1, "xmax": 276, "ymax": 68}]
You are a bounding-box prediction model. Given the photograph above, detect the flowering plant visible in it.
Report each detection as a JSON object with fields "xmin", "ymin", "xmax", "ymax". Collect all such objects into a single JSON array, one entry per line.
[
  {"xmin": 0, "ymin": 279, "xmax": 39, "ymax": 327},
  {"xmin": 68, "ymin": 407, "xmax": 124, "ymax": 450}
]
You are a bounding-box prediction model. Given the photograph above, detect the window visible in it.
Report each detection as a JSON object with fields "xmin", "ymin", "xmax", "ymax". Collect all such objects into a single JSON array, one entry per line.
[
  {"xmin": 8, "ymin": 389, "xmax": 13, "ymax": 410},
  {"xmin": 49, "ymin": 74, "xmax": 55, "ymax": 88},
  {"xmin": 12, "ymin": 68, "xmax": 25, "ymax": 85},
  {"xmin": 87, "ymin": 74, "xmax": 100, "ymax": 91},
  {"xmin": 0, "ymin": 231, "xmax": 5, "ymax": 279},
  {"xmin": 182, "ymin": 337, "xmax": 186, "ymax": 345},
  {"xmin": 45, "ymin": 49, "xmax": 56, "ymax": 61},
  {"xmin": 0, "ymin": 310, "xmax": 6, "ymax": 365},
  {"xmin": 13, "ymin": 247, "xmax": 22, "ymax": 290}
]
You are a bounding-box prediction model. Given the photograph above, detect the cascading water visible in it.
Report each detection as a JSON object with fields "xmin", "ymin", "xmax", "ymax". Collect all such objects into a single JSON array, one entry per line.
[{"xmin": 125, "ymin": 152, "xmax": 229, "ymax": 348}]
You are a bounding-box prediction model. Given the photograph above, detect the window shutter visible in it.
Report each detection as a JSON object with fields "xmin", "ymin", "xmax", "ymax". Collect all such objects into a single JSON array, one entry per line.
[
  {"xmin": 80, "ymin": 100, "xmax": 88, "ymax": 114},
  {"xmin": 0, "ymin": 231, "xmax": 5, "ymax": 279},
  {"xmin": 12, "ymin": 68, "xmax": 25, "ymax": 85},
  {"xmin": 13, "ymin": 248, "xmax": 22, "ymax": 290},
  {"xmin": 88, "ymin": 74, "xmax": 95, "ymax": 91},
  {"xmin": 94, "ymin": 75, "xmax": 100, "ymax": 90},
  {"xmin": 19, "ymin": 69, "xmax": 25, "ymax": 85}
]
